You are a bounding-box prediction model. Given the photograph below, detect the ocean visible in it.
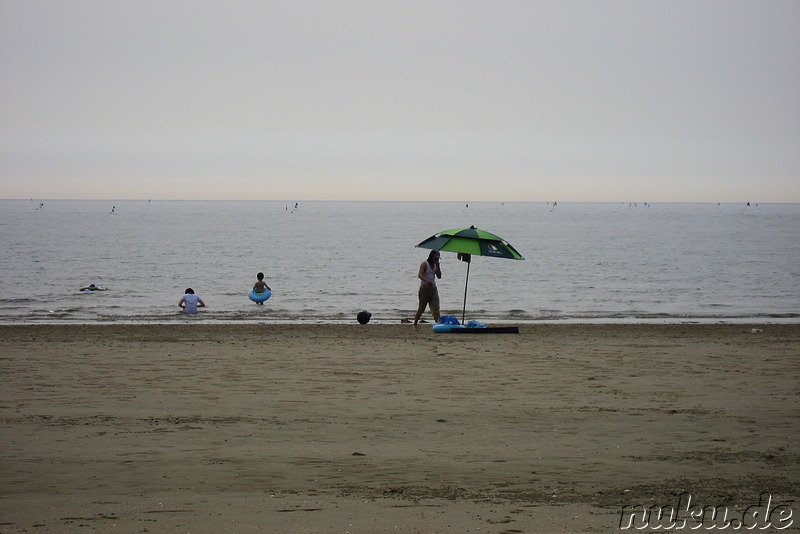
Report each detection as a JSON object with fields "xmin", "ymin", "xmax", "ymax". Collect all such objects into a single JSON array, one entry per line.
[{"xmin": 1, "ymin": 199, "xmax": 798, "ymax": 324}]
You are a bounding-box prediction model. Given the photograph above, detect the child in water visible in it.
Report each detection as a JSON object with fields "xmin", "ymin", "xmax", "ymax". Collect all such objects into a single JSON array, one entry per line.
[
  {"xmin": 178, "ymin": 288, "xmax": 205, "ymax": 314},
  {"xmin": 253, "ymin": 272, "xmax": 271, "ymax": 305}
]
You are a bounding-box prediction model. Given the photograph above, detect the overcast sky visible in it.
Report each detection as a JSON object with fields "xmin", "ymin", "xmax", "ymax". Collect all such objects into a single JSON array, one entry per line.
[{"xmin": 1, "ymin": 1, "xmax": 798, "ymax": 202}]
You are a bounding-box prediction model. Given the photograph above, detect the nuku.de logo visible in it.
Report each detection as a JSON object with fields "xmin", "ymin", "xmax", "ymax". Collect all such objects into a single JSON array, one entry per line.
[{"xmin": 619, "ymin": 492, "xmax": 793, "ymax": 530}]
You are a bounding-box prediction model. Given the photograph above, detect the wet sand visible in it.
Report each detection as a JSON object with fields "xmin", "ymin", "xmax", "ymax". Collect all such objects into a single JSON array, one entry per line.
[{"xmin": 0, "ymin": 323, "xmax": 798, "ymax": 533}]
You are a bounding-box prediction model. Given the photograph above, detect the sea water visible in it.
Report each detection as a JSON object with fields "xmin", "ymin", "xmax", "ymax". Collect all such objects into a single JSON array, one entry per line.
[{"xmin": 0, "ymin": 199, "xmax": 797, "ymax": 324}]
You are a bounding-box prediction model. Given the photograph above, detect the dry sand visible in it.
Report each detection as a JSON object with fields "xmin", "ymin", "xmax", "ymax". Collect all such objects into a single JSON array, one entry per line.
[{"xmin": 0, "ymin": 323, "xmax": 798, "ymax": 533}]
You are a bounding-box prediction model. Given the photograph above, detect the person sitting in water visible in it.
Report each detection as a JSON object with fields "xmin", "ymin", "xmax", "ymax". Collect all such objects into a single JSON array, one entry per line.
[{"xmin": 178, "ymin": 288, "xmax": 205, "ymax": 314}]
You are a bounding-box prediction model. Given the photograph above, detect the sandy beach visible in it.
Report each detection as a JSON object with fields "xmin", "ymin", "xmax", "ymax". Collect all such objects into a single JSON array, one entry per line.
[{"xmin": 0, "ymin": 323, "xmax": 798, "ymax": 533}]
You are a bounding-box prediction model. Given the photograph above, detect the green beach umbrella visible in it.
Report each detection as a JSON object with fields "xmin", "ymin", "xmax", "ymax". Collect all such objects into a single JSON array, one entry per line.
[{"xmin": 416, "ymin": 226, "xmax": 525, "ymax": 323}]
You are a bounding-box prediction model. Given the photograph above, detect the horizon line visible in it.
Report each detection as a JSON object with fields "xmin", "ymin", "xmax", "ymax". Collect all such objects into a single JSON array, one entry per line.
[{"xmin": 1, "ymin": 198, "xmax": 791, "ymax": 205}]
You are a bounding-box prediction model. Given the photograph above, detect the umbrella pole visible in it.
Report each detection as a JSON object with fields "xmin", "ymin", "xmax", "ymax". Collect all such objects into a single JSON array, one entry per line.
[{"xmin": 462, "ymin": 260, "xmax": 470, "ymax": 324}]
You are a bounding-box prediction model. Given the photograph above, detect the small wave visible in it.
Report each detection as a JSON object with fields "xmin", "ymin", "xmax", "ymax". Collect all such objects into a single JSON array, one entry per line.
[{"xmin": 0, "ymin": 297, "xmax": 39, "ymax": 307}]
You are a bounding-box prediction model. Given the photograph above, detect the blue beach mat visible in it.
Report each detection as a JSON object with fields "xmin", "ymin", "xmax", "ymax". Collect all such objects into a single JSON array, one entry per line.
[{"xmin": 432, "ymin": 317, "xmax": 517, "ymax": 333}]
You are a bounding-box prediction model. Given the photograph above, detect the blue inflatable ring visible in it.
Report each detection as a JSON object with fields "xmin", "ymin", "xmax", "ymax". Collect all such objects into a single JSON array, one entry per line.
[
  {"xmin": 248, "ymin": 288, "xmax": 272, "ymax": 303},
  {"xmin": 432, "ymin": 323, "xmax": 466, "ymax": 333}
]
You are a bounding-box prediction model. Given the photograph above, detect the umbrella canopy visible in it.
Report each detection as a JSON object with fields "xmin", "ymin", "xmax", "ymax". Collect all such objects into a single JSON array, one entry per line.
[
  {"xmin": 417, "ymin": 226, "xmax": 524, "ymax": 260},
  {"xmin": 416, "ymin": 226, "xmax": 524, "ymax": 323}
]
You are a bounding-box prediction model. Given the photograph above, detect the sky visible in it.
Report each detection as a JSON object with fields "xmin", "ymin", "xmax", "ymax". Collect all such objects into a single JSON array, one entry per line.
[{"xmin": 1, "ymin": 1, "xmax": 799, "ymax": 202}]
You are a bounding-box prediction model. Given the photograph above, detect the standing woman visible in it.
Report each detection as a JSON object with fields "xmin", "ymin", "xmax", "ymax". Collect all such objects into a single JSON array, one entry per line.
[{"xmin": 413, "ymin": 250, "xmax": 442, "ymax": 330}]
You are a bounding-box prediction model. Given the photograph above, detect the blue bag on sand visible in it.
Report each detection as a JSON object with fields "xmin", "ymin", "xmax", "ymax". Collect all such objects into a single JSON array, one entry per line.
[
  {"xmin": 465, "ymin": 320, "xmax": 486, "ymax": 328},
  {"xmin": 439, "ymin": 315, "xmax": 460, "ymax": 325}
]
